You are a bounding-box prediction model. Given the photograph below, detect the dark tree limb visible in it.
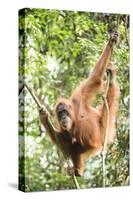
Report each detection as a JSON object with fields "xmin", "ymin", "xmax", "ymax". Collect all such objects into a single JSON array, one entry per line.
[
  {"xmin": 125, "ymin": 15, "xmax": 129, "ymax": 48},
  {"xmin": 24, "ymin": 83, "xmax": 42, "ymax": 109}
]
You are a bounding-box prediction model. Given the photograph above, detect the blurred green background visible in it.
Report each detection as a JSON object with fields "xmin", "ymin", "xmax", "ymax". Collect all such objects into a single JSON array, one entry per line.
[{"xmin": 19, "ymin": 8, "xmax": 129, "ymax": 192}]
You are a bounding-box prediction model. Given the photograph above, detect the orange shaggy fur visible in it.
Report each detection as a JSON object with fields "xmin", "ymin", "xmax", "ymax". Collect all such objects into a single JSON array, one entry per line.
[{"xmin": 40, "ymin": 31, "xmax": 120, "ymax": 176}]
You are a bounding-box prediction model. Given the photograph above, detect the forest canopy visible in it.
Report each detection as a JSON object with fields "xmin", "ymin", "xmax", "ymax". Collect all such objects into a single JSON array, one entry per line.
[{"xmin": 19, "ymin": 9, "xmax": 129, "ymax": 192}]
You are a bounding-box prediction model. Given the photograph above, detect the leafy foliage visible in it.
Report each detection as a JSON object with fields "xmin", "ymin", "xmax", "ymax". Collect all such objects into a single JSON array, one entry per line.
[{"xmin": 19, "ymin": 8, "xmax": 129, "ymax": 191}]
